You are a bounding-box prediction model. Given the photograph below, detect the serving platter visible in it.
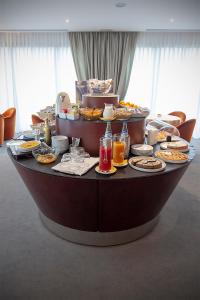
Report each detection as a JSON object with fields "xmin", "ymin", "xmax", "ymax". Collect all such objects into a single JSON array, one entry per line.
[{"xmin": 129, "ymin": 157, "xmax": 166, "ymax": 173}]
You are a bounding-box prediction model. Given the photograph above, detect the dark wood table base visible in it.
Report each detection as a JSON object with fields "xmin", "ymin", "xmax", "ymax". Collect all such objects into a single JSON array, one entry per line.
[{"xmin": 8, "ymin": 147, "xmax": 194, "ymax": 246}]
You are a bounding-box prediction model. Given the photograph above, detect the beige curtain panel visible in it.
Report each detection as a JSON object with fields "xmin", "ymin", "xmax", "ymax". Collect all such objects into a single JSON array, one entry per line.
[{"xmin": 69, "ymin": 32, "xmax": 137, "ymax": 99}]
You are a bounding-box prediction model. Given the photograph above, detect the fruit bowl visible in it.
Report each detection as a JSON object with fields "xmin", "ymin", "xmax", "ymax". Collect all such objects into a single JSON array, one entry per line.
[{"xmin": 32, "ymin": 143, "xmax": 59, "ymax": 164}]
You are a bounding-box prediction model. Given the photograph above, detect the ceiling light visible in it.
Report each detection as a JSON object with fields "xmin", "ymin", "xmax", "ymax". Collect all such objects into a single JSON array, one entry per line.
[
  {"xmin": 169, "ymin": 18, "xmax": 175, "ymax": 23},
  {"xmin": 115, "ymin": 2, "xmax": 127, "ymax": 8},
  {"xmin": 65, "ymin": 19, "xmax": 70, "ymax": 23}
]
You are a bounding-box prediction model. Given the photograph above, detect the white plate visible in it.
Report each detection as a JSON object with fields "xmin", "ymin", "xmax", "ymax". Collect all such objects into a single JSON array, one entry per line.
[
  {"xmin": 129, "ymin": 157, "xmax": 166, "ymax": 173},
  {"xmin": 132, "ymin": 113, "xmax": 147, "ymax": 118},
  {"xmin": 6, "ymin": 140, "xmax": 25, "ymax": 147},
  {"xmin": 131, "ymin": 144, "xmax": 153, "ymax": 156},
  {"xmin": 155, "ymin": 151, "xmax": 189, "ymax": 164},
  {"xmin": 160, "ymin": 142, "xmax": 189, "ymax": 153},
  {"xmin": 17, "ymin": 141, "xmax": 41, "ymax": 153},
  {"xmin": 22, "ymin": 130, "xmax": 36, "ymax": 139}
]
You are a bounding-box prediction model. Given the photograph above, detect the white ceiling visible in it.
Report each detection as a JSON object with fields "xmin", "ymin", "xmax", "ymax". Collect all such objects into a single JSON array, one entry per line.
[{"xmin": 0, "ymin": 0, "xmax": 200, "ymax": 31}]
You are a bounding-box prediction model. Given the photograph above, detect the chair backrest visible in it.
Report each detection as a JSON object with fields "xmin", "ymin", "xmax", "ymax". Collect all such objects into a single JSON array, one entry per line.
[
  {"xmin": 168, "ymin": 111, "xmax": 186, "ymax": 124},
  {"xmin": 3, "ymin": 107, "xmax": 16, "ymax": 119},
  {"xmin": 177, "ymin": 119, "xmax": 196, "ymax": 142},
  {"xmin": 31, "ymin": 114, "xmax": 44, "ymax": 125},
  {"xmin": 0, "ymin": 115, "xmax": 4, "ymax": 145},
  {"xmin": 2, "ymin": 107, "xmax": 16, "ymax": 140}
]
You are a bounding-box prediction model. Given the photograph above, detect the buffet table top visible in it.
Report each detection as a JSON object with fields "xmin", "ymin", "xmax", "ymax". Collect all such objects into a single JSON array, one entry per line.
[
  {"xmin": 59, "ymin": 116, "xmax": 146, "ymax": 123},
  {"xmin": 7, "ymin": 145, "xmax": 194, "ymax": 181}
]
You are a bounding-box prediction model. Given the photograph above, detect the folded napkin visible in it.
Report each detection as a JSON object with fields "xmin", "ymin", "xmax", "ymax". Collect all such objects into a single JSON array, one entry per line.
[{"xmin": 52, "ymin": 157, "xmax": 99, "ymax": 176}]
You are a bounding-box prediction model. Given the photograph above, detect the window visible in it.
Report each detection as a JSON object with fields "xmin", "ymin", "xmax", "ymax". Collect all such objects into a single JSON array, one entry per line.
[
  {"xmin": 126, "ymin": 32, "xmax": 200, "ymax": 138},
  {"xmin": 0, "ymin": 32, "xmax": 77, "ymax": 131}
]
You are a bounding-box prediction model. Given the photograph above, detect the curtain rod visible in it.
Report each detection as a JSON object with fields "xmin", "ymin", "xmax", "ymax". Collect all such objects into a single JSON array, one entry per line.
[{"xmin": 0, "ymin": 30, "xmax": 69, "ymax": 32}]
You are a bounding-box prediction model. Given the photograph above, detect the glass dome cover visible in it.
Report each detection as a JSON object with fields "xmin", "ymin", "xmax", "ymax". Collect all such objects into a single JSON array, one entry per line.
[{"xmin": 147, "ymin": 119, "xmax": 180, "ymax": 141}]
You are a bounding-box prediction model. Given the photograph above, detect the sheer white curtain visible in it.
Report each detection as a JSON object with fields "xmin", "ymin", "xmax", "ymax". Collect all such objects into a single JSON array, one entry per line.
[
  {"xmin": 0, "ymin": 32, "xmax": 77, "ymax": 131},
  {"xmin": 125, "ymin": 32, "xmax": 200, "ymax": 138}
]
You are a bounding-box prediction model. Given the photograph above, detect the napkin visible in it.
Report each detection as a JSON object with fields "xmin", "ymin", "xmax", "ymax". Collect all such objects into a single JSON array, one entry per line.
[{"xmin": 52, "ymin": 157, "xmax": 99, "ymax": 176}]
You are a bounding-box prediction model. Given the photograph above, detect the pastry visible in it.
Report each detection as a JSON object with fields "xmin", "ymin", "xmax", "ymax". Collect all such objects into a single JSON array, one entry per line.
[
  {"xmin": 136, "ymin": 158, "xmax": 162, "ymax": 169},
  {"xmin": 166, "ymin": 141, "xmax": 188, "ymax": 151},
  {"xmin": 157, "ymin": 131, "xmax": 168, "ymax": 141},
  {"xmin": 130, "ymin": 156, "xmax": 162, "ymax": 169},
  {"xmin": 80, "ymin": 108, "xmax": 103, "ymax": 120},
  {"xmin": 155, "ymin": 150, "xmax": 188, "ymax": 161},
  {"xmin": 115, "ymin": 108, "xmax": 133, "ymax": 120},
  {"xmin": 36, "ymin": 153, "xmax": 57, "ymax": 164},
  {"xmin": 130, "ymin": 157, "xmax": 146, "ymax": 165}
]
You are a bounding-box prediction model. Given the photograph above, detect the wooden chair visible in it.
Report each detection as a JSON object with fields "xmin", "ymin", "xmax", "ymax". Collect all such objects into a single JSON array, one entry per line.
[
  {"xmin": 2, "ymin": 107, "xmax": 16, "ymax": 140},
  {"xmin": 168, "ymin": 111, "xmax": 186, "ymax": 124},
  {"xmin": 31, "ymin": 114, "xmax": 44, "ymax": 125},
  {"xmin": 177, "ymin": 119, "xmax": 196, "ymax": 142},
  {"xmin": 0, "ymin": 115, "xmax": 4, "ymax": 145}
]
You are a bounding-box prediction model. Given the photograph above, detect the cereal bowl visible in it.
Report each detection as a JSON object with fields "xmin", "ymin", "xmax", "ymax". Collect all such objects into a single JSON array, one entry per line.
[{"xmin": 32, "ymin": 144, "xmax": 59, "ymax": 164}]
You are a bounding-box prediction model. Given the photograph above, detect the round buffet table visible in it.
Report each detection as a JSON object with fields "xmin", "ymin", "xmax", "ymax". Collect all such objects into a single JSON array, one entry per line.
[
  {"xmin": 8, "ymin": 147, "xmax": 194, "ymax": 246},
  {"xmin": 56, "ymin": 116, "xmax": 145, "ymax": 156}
]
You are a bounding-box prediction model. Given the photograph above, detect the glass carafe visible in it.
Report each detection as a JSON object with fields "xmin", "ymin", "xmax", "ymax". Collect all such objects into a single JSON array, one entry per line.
[
  {"xmin": 99, "ymin": 137, "xmax": 112, "ymax": 172},
  {"xmin": 103, "ymin": 103, "xmax": 114, "ymax": 119}
]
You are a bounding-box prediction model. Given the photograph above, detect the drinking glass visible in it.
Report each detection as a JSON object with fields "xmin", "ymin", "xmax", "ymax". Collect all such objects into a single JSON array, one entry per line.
[
  {"xmin": 33, "ymin": 128, "xmax": 40, "ymax": 141},
  {"xmin": 99, "ymin": 137, "xmax": 112, "ymax": 172},
  {"xmin": 113, "ymin": 134, "xmax": 125, "ymax": 164}
]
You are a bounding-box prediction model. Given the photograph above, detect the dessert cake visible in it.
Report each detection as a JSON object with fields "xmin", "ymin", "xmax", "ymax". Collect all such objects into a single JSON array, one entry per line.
[
  {"xmin": 130, "ymin": 156, "xmax": 162, "ymax": 169},
  {"xmin": 166, "ymin": 141, "xmax": 188, "ymax": 151}
]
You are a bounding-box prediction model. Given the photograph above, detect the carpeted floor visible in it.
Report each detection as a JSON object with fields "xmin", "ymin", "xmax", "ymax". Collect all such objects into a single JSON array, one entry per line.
[{"xmin": 0, "ymin": 140, "xmax": 200, "ymax": 300}]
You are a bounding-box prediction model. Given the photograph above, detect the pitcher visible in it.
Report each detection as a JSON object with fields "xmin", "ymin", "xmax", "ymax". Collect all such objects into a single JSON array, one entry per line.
[{"xmin": 103, "ymin": 103, "xmax": 114, "ymax": 119}]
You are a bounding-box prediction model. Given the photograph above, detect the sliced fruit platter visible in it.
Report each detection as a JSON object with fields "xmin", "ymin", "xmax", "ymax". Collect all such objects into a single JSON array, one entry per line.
[{"xmin": 119, "ymin": 101, "xmax": 150, "ymax": 118}]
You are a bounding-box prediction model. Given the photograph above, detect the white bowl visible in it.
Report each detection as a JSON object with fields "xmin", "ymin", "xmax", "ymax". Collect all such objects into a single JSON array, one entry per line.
[{"xmin": 131, "ymin": 144, "xmax": 153, "ymax": 156}]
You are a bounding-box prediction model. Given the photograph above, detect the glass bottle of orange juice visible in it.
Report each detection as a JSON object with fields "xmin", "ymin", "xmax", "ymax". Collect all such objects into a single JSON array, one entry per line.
[
  {"xmin": 120, "ymin": 122, "xmax": 130, "ymax": 158},
  {"xmin": 113, "ymin": 134, "xmax": 125, "ymax": 164}
]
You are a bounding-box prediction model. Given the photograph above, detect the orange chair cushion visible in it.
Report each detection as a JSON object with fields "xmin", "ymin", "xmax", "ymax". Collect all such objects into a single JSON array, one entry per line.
[
  {"xmin": 32, "ymin": 114, "xmax": 44, "ymax": 125},
  {"xmin": 177, "ymin": 119, "xmax": 196, "ymax": 142},
  {"xmin": 2, "ymin": 107, "xmax": 16, "ymax": 140},
  {"xmin": 0, "ymin": 115, "xmax": 4, "ymax": 145},
  {"xmin": 168, "ymin": 111, "xmax": 186, "ymax": 124}
]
